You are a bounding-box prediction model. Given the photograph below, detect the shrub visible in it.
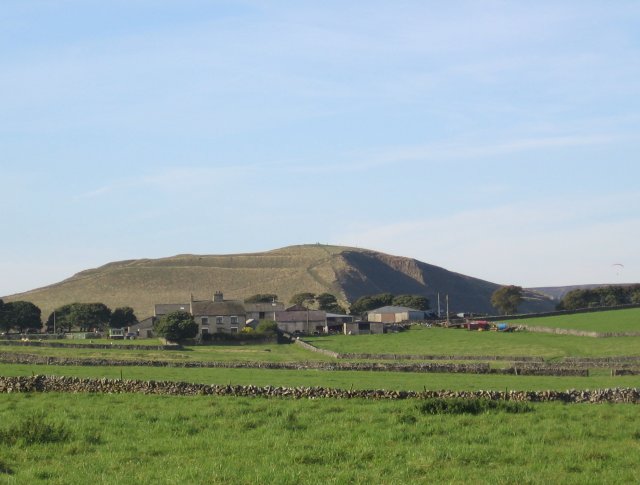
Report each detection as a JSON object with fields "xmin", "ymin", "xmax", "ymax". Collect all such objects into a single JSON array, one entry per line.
[
  {"xmin": 154, "ymin": 311, "xmax": 198, "ymax": 342},
  {"xmin": 255, "ymin": 320, "xmax": 278, "ymax": 334}
]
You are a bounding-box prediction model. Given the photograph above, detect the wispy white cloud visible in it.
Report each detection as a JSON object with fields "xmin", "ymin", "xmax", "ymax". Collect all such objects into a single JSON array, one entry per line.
[
  {"xmin": 290, "ymin": 133, "xmax": 625, "ymax": 174},
  {"xmin": 76, "ymin": 164, "xmax": 268, "ymax": 199}
]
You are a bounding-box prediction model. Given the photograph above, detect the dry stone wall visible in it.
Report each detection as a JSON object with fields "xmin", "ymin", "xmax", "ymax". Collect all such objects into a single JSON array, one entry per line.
[
  {"xmin": 0, "ymin": 340, "xmax": 179, "ymax": 351},
  {"xmin": 0, "ymin": 352, "xmax": 590, "ymax": 376},
  {"xmin": 523, "ymin": 326, "xmax": 640, "ymax": 338},
  {"xmin": 294, "ymin": 338, "xmax": 545, "ymax": 362},
  {"xmin": 0, "ymin": 375, "xmax": 638, "ymax": 403}
]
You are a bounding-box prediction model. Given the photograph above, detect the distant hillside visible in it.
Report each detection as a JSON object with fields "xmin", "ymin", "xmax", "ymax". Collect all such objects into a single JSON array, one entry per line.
[
  {"xmin": 4, "ymin": 244, "xmax": 557, "ymax": 319},
  {"xmin": 528, "ymin": 284, "xmax": 627, "ymax": 301}
]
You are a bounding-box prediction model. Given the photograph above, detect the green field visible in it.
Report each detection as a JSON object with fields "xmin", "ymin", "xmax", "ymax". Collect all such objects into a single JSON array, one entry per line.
[
  {"xmin": 306, "ymin": 326, "xmax": 640, "ymax": 360},
  {"xmin": 0, "ymin": 341, "xmax": 332, "ymax": 363},
  {"xmin": 0, "ymin": 392, "xmax": 638, "ymax": 484},
  {"xmin": 2, "ymin": 309, "xmax": 640, "ymax": 484},
  {"xmin": 500, "ymin": 308, "xmax": 640, "ymax": 333},
  {"xmin": 2, "ymin": 364, "xmax": 639, "ymax": 391}
]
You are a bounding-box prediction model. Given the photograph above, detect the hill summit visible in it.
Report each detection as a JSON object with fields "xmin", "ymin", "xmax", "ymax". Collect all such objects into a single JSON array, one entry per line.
[{"xmin": 4, "ymin": 244, "xmax": 555, "ymax": 319}]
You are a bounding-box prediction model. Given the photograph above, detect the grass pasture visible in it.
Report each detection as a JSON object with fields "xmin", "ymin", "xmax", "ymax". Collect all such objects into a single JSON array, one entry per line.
[
  {"xmin": 500, "ymin": 307, "xmax": 640, "ymax": 333},
  {"xmin": 0, "ymin": 341, "xmax": 331, "ymax": 363},
  {"xmin": 306, "ymin": 326, "xmax": 640, "ymax": 360},
  {"xmin": 2, "ymin": 363, "xmax": 639, "ymax": 391},
  {"xmin": 1, "ymin": 309, "xmax": 640, "ymax": 483},
  {"xmin": 0, "ymin": 392, "xmax": 638, "ymax": 484}
]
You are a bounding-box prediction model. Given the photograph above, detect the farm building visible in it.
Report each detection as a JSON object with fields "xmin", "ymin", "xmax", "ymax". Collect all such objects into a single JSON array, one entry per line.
[
  {"xmin": 191, "ymin": 292, "xmax": 246, "ymax": 335},
  {"xmin": 245, "ymin": 301, "xmax": 285, "ymax": 322},
  {"xmin": 343, "ymin": 321, "xmax": 384, "ymax": 335},
  {"xmin": 366, "ymin": 305, "xmax": 426, "ymax": 323},
  {"xmin": 275, "ymin": 305, "xmax": 326, "ymax": 334},
  {"xmin": 324, "ymin": 312, "xmax": 354, "ymax": 333}
]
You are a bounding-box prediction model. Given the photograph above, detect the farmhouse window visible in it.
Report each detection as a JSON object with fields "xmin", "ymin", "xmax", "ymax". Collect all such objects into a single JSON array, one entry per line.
[
  {"xmin": 201, "ymin": 317, "xmax": 209, "ymax": 325},
  {"xmin": 216, "ymin": 316, "xmax": 223, "ymax": 325},
  {"xmin": 230, "ymin": 316, "xmax": 238, "ymax": 324}
]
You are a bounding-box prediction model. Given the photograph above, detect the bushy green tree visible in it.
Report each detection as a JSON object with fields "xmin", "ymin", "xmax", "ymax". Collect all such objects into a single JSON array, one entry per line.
[
  {"xmin": 0, "ymin": 299, "xmax": 8, "ymax": 332},
  {"xmin": 491, "ymin": 286, "xmax": 523, "ymax": 315},
  {"xmin": 153, "ymin": 311, "xmax": 198, "ymax": 342},
  {"xmin": 316, "ymin": 293, "xmax": 345, "ymax": 313},
  {"xmin": 46, "ymin": 304, "xmax": 76, "ymax": 332},
  {"xmin": 244, "ymin": 294, "xmax": 278, "ymax": 304},
  {"xmin": 68, "ymin": 303, "xmax": 111, "ymax": 331},
  {"xmin": 392, "ymin": 294, "xmax": 430, "ymax": 311},
  {"xmin": 349, "ymin": 293, "xmax": 394, "ymax": 316},
  {"xmin": 110, "ymin": 307, "xmax": 138, "ymax": 328},
  {"xmin": 255, "ymin": 320, "xmax": 278, "ymax": 334},
  {"xmin": 290, "ymin": 292, "xmax": 316, "ymax": 307},
  {"xmin": 0, "ymin": 301, "xmax": 42, "ymax": 332},
  {"xmin": 558, "ymin": 285, "xmax": 639, "ymax": 310}
]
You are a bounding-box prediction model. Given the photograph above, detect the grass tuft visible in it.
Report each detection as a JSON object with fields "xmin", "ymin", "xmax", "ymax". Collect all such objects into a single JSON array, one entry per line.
[
  {"xmin": 417, "ymin": 398, "xmax": 534, "ymax": 415},
  {"xmin": 0, "ymin": 413, "xmax": 71, "ymax": 446}
]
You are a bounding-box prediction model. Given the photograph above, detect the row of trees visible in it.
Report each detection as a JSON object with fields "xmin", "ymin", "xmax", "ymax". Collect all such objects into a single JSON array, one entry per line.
[
  {"xmin": 45, "ymin": 303, "xmax": 138, "ymax": 332},
  {"xmin": 245, "ymin": 291, "xmax": 431, "ymax": 316},
  {"xmin": 0, "ymin": 299, "xmax": 138, "ymax": 333},
  {"xmin": 557, "ymin": 285, "xmax": 640, "ymax": 311},
  {"xmin": 349, "ymin": 293, "xmax": 430, "ymax": 315}
]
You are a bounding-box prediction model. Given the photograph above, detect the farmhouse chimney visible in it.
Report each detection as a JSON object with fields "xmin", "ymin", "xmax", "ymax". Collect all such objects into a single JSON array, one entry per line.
[{"xmin": 213, "ymin": 291, "xmax": 223, "ymax": 302}]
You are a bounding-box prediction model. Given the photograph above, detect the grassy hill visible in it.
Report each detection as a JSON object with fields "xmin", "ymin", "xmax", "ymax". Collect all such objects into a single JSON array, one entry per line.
[{"xmin": 3, "ymin": 244, "xmax": 556, "ymax": 319}]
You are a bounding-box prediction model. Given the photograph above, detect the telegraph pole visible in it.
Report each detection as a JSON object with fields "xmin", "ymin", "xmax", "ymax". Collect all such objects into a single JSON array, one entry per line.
[{"xmin": 446, "ymin": 295, "xmax": 450, "ymax": 326}]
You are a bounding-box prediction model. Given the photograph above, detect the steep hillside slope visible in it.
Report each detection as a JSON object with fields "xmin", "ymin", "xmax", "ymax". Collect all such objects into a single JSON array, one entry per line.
[{"xmin": 4, "ymin": 244, "xmax": 556, "ymax": 319}]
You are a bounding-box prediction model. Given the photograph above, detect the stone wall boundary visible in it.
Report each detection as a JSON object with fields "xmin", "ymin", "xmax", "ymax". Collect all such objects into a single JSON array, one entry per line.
[
  {"xmin": 0, "ymin": 352, "xmax": 593, "ymax": 377},
  {"xmin": 296, "ymin": 338, "xmax": 544, "ymax": 363},
  {"xmin": 0, "ymin": 340, "xmax": 180, "ymax": 351},
  {"xmin": 522, "ymin": 326, "xmax": 640, "ymax": 338},
  {"xmin": 0, "ymin": 375, "xmax": 638, "ymax": 403}
]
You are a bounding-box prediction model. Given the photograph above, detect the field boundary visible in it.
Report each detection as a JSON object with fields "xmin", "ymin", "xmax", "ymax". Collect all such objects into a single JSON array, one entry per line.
[
  {"xmin": 296, "ymin": 338, "xmax": 545, "ymax": 362},
  {"xmin": 0, "ymin": 352, "xmax": 589, "ymax": 376},
  {"xmin": 521, "ymin": 326, "xmax": 640, "ymax": 338},
  {"xmin": 484, "ymin": 303, "xmax": 640, "ymax": 321},
  {"xmin": 0, "ymin": 375, "xmax": 638, "ymax": 402},
  {"xmin": 0, "ymin": 340, "xmax": 180, "ymax": 351}
]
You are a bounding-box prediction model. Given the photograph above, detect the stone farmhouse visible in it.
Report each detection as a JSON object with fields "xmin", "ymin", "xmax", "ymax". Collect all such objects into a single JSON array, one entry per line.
[{"xmin": 138, "ymin": 291, "xmax": 425, "ymax": 338}]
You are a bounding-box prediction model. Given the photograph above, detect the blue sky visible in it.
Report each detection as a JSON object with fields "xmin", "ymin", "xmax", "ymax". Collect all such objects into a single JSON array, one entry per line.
[{"xmin": 2, "ymin": 0, "xmax": 639, "ymax": 296}]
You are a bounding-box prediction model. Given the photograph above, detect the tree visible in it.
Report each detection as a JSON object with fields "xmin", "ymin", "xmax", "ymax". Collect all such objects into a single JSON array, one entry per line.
[
  {"xmin": 110, "ymin": 307, "xmax": 138, "ymax": 328},
  {"xmin": 349, "ymin": 293, "xmax": 394, "ymax": 316},
  {"xmin": 255, "ymin": 320, "xmax": 278, "ymax": 334},
  {"xmin": 392, "ymin": 295, "xmax": 430, "ymax": 311},
  {"xmin": 0, "ymin": 299, "xmax": 12, "ymax": 332},
  {"xmin": 491, "ymin": 286, "xmax": 523, "ymax": 315},
  {"xmin": 153, "ymin": 310, "xmax": 198, "ymax": 342},
  {"xmin": 67, "ymin": 303, "xmax": 112, "ymax": 331},
  {"xmin": 290, "ymin": 292, "xmax": 316, "ymax": 307},
  {"xmin": 244, "ymin": 294, "xmax": 278, "ymax": 304},
  {"xmin": 1, "ymin": 301, "xmax": 42, "ymax": 332},
  {"xmin": 46, "ymin": 304, "xmax": 74, "ymax": 332},
  {"xmin": 316, "ymin": 293, "xmax": 345, "ymax": 314}
]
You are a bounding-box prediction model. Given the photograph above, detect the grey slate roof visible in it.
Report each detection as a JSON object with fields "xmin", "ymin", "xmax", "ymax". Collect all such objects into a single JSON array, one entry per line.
[
  {"xmin": 367, "ymin": 305, "xmax": 423, "ymax": 314},
  {"xmin": 154, "ymin": 303, "xmax": 190, "ymax": 316},
  {"xmin": 191, "ymin": 300, "xmax": 245, "ymax": 316}
]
